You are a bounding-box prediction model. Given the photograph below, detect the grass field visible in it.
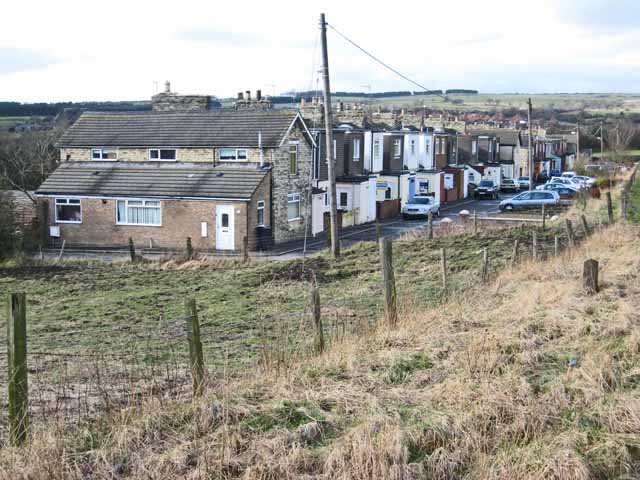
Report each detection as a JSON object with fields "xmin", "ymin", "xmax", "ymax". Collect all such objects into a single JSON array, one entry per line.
[
  {"xmin": 1, "ymin": 188, "xmax": 637, "ymax": 478},
  {"xmin": 592, "ymin": 150, "xmax": 640, "ymax": 158}
]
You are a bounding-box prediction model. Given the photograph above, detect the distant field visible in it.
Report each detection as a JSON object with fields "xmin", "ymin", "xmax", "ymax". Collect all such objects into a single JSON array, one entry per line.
[
  {"xmin": 592, "ymin": 150, "xmax": 640, "ymax": 158},
  {"xmin": 0, "ymin": 116, "xmax": 31, "ymax": 128}
]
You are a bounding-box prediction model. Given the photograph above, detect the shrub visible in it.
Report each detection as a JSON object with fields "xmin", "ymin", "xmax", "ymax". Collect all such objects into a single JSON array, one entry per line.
[{"xmin": 0, "ymin": 195, "xmax": 19, "ymax": 257}]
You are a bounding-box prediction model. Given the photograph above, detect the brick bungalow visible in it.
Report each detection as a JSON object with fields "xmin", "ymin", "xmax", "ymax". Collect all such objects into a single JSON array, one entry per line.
[{"xmin": 36, "ymin": 109, "xmax": 315, "ymax": 251}]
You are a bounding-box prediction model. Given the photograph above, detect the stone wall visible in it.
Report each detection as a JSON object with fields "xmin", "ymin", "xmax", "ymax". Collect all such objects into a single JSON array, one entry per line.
[
  {"xmin": 61, "ymin": 147, "xmax": 268, "ymax": 164},
  {"xmin": 151, "ymin": 93, "xmax": 210, "ymax": 112},
  {"xmin": 270, "ymin": 124, "xmax": 313, "ymax": 244}
]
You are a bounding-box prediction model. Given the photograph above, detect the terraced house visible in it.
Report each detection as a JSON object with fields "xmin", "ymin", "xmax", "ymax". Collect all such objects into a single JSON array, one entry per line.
[{"xmin": 36, "ymin": 106, "xmax": 315, "ymax": 251}]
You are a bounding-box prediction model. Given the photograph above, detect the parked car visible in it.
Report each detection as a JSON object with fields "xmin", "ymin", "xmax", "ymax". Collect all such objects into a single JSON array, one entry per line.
[
  {"xmin": 549, "ymin": 186, "xmax": 579, "ymax": 199},
  {"xmin": 549, "ymin": 177, "xmax": 576, "ymax": 187},
  {"xmin": 500, "ymin": 179, "xmax": 519, "ymax": 193},
  {"xmin": 402, "ymin": 195, "xmax": 440, "ymax": 219},
  {"xmin": 561, "ymin": 171, "xmax": 577, "ymax": 178},
  {"xmin": 538, "ymin": 183, "xmax": 580, "ymax": 194},
  {"xmin": 517, "ymin": 176, "xmax": 531, "ymax": 189},
  {"xmin": 499, "ymin": 190, "xmax": 560, "ymax": 211},
  {"xmin": 573, "ymin": 175, "xmax": 596, "ymax": 187},
  {"xmin": 550, "ymin": 169, "xmax": 561, "ymax": 178},
  {"xmin": 474, "ymin": 180, "xmax": 499, "ymax": 200}
]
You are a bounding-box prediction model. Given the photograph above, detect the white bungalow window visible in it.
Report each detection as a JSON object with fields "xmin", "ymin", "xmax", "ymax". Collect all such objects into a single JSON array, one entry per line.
[
  {"xmin": 219, "ymin": 149, "xmax": 248, "ymax": 161},
  {"xmin": 116, "ymin": 199, "xmax": 161, "ymax": 226},
  {"xmin": 353, "ymin": 139, "xmax": 361, "ymax": 160},
  {"xmin": 373, "ymin": 139, "xmax": 381, "ymax": 158},
  {"xmin": 91, "ymin": 148, "xmax": 117, "ymax": 161},
  {"xmin": 55, "ymin": 198, "xmax": 82, "ymax": 223},
  {"xmin": 287, "ymin": 193, "xmax": 301, "ymax": 221},
  {"xmin": 149, "ymin": 149, "xmax": 176, "ymax": 161},
  {"xmin": 393, "ymin": 139, "xmax": 401, "ymax": 158},
  {"xmin": 339, "ymin": 191, "xmax": 349, "ymax": 208}
]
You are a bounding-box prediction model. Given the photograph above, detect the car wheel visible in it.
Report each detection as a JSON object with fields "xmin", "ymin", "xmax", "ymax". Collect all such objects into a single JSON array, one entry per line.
[
  {"xmin": 402, "ymin": 214, "xmax": 409, "ymax": 220},
  {"xmin": 505, "ymin": 204, "xmax": 514, "ymax": 211},
  {"xmin": 435, "ymin": 209, "xmax": 440, "ymax": 217}
]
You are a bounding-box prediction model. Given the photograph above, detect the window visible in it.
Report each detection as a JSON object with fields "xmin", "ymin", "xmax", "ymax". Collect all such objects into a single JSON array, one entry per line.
[
  {"xmin": 410, "ymin": 139, "xmax": 416, "ymax": 155},
  {"xmin": 393, "ymin": 139, "xmax": 401, "ymax": 158},
  {"xmin": 333, "ymin": 139, "xmax": 337, "ymax": 159},
  {"xmin": 289, "ymin": 143, "xmax": 298, "ymax": 175},
  {"xmin": 373, "ymin": 139, "xmax": 380, "ymax": 158},
  {"xmin": 287, "ymin": 193, "xmax": 301, "ymax": 221},
  {"xmin": 219, "ymin": 148, "xmax": 248, "ymax": 161},
  {"xmin": 149, "ymin": 149, "xmax": 176, "ymax": 161},
  {"xmin": 339, "ymin": 191, "xmax": 348, "ymax": 208},
  {"xmin": 472, "ymin": 140, "xmax": 477, "ymax": 155},
  {"xmin": 116, "ymin": 199, "xmax": 161, "ymax": 226},
  {"xmin": 257, "ymin": 200, "xmax": 265, "ymax": 226},
  {"xmin": 353, "ymin": 139, "xmax": 361, "ymax": 160},
  {"xmin": 55, "ymin": 198, "xmax": 81, "ymax": 223},
  {"xmin": 385, "ymin": 187, "xmax": 392, "ymax": 200},
  {"xmin": 324, "ymin": 193, "xmax": 329, "ymax": 206},
  {"xmin": 91, "ymin": 148, "xmax": 117, "ymax": 161}
]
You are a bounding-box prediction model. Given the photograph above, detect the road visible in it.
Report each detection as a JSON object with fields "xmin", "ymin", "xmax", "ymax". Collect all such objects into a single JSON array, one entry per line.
[{"xmin": 274, "ymin": 193, "xmax": 518, "ymax": 257}]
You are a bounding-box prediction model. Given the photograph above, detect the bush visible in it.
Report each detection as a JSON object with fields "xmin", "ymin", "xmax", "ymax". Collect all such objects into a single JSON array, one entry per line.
[{"xmin": 0, "ymin": 196, "xmax": 19, "ymax": 258}]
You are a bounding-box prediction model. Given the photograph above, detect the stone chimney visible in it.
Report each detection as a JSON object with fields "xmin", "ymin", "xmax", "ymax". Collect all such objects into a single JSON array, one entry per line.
[
  {"xmin": 151, "ymin": 81, "xmax": 219, "ymax": 112},
  {"xmin": 164, "ymin": 80, "xmax": 171, "ymax": 93}
]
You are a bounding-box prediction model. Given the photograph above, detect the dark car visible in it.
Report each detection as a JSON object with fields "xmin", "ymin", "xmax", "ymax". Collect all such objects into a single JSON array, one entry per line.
[
  {"xmin": 548, "ymin": 185, "xmax": 579, "ymax": 199},
  {"xmin": 500, "ymin": 179, "xmax": 519, "ymax": 192},
  {"xmin": 474, "ymin": 180, "xmax": 499, "ymax": 200},
  {"xmin": 550, "ymin": 169, "xmax": 561, "ymax": 178}
]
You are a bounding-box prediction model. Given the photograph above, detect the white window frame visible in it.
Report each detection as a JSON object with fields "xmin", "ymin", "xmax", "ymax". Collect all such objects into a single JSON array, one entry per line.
[
  {"xmin": 353, "ymin": 138, "xmax": 361, "ymax": 160},
  {"xmin": 373, "ymin": 139, "xmax": 380, "ymax": 158},
  {"xmin": 333, "ymin": 139, "xmax": 337, "ymax": 160},
  {"xmin": 257, "ymin": 200, "xmax": 265, "ymax": 226},
  {"xmin": 116, "ymin": 199, "xmax": 162, "ymax": 226},
  {"xmin": 393, "ymin": 139, "xmax": 401, "ymax": 159},
  {"xmin": 289, "ymin": 142, "xmax": 299, "ymax": 175},
  {"xmin": 148, "ymin": 148, "xmax": 177, "ymax": 161},
  {"xmin": 287, "ymin": 193, "xmax": 301, "ymax": 221},
  {"xmin": 218, "ymin": 148, "xmax": 248, "ymax": 161},
  {"xmin": 55, "ymin": 198, "xmax": 82, "ymax": 224},
  {"xmin": 410, "ymin": 139, "xmax": 416, "ymax": 155},
  {"xmin": 339, "ymin": 191, "xmax": 349, "ymax": 209},
  {"xmin": 91, "ymin": 148, "xmax": 118, "ymax": 161}
]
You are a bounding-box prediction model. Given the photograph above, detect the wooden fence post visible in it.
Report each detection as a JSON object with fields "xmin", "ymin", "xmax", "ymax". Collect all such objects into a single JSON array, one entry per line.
[
  {"xmin": 580, "ymin": 215, "xmax": 589, "ymax": 237},
  {"xmin": 481, "ymin": 248, "xmax": 489, "ymax": 284},
  {"xmin": 554, "ymin": 236, "xmax": 559, "ymax": 256},
  {"xmin": 510, "ymin": 239, "xmax": 519, "ymax": 270},
  {"xmin": 440, "ymin": 248, "xmax": 448, "ymax": 296},
  {"xmin": 7, "ymin": 293, "xmax": 28, "ymax": 446},
  {"xmin": 532, "ymin": 231, "xmax": 538, "ymax": 262},
  {"xmin": 310, "ymin": 286, "xmax": 324, "ymax": 354},
  {"xmin": 242, "ymin": 236, "xmax": 249, "ymax": 263},
  {"xmin": 583, "ymin": 259, "xmax": 599, "ymax": 294},
  {"xmin": 379, "ymin": 238, "xmax": 398, "ymax": 326},
  {"xmin": 128, "ymin": 237, "xmax": 136, "ymax": 262},
  {"xmin": 56, "ymin": 239, "xmax": 66, "ymax": 262},
  {"xmin": 541, "ymin": 204, "xmax": 546, "ymax": 230},
  {"xmin": 186, "ymin": 237, "xmax": 193, "ymax": 260},
  {"xmin": 621, "ymin": 192, "xmax": 628, "ymax": 220},
  {"xmin": 427, "ymin": 211, "xmax": 433, "ymax": 240},
  {"xmin": 474, "ymin": 210, "xmax": 478, "ymax": 235},
  {"xmin": 565, "ymin": 219, "xmax": 575, "ymax": 248},
  {"xmin": 185, "ymin": 299, "xmax": 205, "ymax": 397},
  {"xmin": 375, "ymin": 219, "xmax": 381, "ymax": 243},
  {"xmin": 606, "ymin": 192, "xmax": 614, "ymax": 224}
]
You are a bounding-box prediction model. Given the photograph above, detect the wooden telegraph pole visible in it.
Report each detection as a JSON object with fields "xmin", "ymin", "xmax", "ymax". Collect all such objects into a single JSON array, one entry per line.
[
  {"xmin": 528, "ymin": 98, "xmax": 534, "ymax": 191},
  {"xmin": 320, "ymin": 13, "xmax": 340, "ymax": 259}
]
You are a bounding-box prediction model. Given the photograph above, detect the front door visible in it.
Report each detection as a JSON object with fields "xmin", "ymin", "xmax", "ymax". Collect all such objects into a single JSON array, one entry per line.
[{"xmin": 215, "ymin": 205, "xmax": 235, "ymax": 250}]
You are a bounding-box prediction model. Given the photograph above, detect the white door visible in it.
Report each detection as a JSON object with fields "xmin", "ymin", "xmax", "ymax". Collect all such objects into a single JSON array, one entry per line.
[{"xmin": 215, "ymin": 205, "xmax": 235, "ymax": 250}]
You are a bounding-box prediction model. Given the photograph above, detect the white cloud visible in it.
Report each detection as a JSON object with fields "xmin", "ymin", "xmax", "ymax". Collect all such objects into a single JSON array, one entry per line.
[{"xmin": 0, "ymin": 0, "xmax": 638, "ymax": 102}]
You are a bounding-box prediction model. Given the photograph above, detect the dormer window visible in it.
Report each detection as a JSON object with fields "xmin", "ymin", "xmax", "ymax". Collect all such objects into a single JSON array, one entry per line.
[
  {"xmin": 91, "ymin": 148, "xmax": 117, "ymax": 161},
  {"xmin": 149, "ymin": 148, "xmax": 176, "ymax": 161}
]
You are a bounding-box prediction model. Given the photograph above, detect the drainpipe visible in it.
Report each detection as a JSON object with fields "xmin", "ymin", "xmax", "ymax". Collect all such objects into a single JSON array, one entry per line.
[{"xmin": 258, "ymin": 131, "xmax": 264, "ymax": 166}]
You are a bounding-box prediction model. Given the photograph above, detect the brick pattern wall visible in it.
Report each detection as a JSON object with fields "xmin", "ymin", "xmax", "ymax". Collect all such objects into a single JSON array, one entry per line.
[
  {"xmin": 271, "ymin": 125, "xmax": 313, "ymax": 243},
  {"xmin": 48, "ymin": 197, "xmax": 249, "ymax": 251}
]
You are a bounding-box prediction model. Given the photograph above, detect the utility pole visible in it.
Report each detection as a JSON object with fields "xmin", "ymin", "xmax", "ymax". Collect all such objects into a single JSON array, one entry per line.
[
  {"xmin": 600, "ymin": 120, "xmax": 605, "ymax": 158},
  {"xmin": 320, "ymin": 13, "xmax": 340, "ymax": 259},
  {"xmin": 576, "ymin": 122, "xmax": 580, "ymax": 165},
  {"xmin": 528, "ymin": 98, "xmax": 534, "ymax": 191}
]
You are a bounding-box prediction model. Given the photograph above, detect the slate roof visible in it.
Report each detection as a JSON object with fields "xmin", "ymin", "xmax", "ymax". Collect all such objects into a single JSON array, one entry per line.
[
  {"xmin": 36, "ymin": 162, "xmax": 269, "ymax": 201},
  {"xmin": 57, "ymin": 110, "xmax": 309, "ymax": 148}
]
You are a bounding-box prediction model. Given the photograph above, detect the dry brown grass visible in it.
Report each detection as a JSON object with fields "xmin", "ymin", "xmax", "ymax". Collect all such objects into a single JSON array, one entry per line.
[{"xmin": 2, "ymin": 202, "xmax": 640, "ymax": 478}]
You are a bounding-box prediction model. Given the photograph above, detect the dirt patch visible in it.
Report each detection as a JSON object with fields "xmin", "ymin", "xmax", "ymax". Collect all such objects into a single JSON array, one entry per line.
[
  {"xmin": 0, "ymin": 264, "xmax": 77, "ymax": 279},
  {"xmin": 253, "ymin": 257, "xmax": 332, "ymax": 285}
]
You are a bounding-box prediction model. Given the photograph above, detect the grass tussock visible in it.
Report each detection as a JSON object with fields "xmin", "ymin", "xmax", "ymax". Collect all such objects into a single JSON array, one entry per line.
[{"xmin": 1, "ymin": 189, "xmax": 639, "ymax": 478}]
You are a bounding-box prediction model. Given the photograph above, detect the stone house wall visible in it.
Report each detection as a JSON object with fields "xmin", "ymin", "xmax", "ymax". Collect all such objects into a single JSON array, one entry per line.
[{"xmin": 60, "ymin": 147, "xmax": 268, "ymax": 164}]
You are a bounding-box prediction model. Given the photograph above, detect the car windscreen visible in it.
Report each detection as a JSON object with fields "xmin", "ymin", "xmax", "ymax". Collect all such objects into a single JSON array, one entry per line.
[
  {"xmin": 479, "ymin": 181, "xmax": 493, "ymax": 187},
  {"xmin": 409, "ymin": 197, "xmax": 431, "ymax": 205}
]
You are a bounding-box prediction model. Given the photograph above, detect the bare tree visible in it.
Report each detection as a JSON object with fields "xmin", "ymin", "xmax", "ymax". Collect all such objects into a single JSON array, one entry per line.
[{"xmin": 0, "ymin": 128, "xmax": 60, "ymax": 204}]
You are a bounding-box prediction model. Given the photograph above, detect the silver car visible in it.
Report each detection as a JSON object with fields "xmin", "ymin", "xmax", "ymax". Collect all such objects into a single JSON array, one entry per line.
[
  {"xmin": 499, "ymin": 190, "xmax": 560, "ymax": 211},
  {"xmin": 402, "ymin": 195, "xmax": 440, "ymax": 219}
]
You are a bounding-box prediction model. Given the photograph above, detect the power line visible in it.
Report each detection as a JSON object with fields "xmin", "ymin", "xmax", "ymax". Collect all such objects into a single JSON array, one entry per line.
[{"xmin": 326, "ymin": 22, "xmax": 440, "ymax": 96}]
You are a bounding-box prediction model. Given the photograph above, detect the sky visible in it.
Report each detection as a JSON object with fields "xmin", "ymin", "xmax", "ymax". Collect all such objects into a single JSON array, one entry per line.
[{"xmin": 1, "ymin": 0, "xmax": 639, "ymax": 102}]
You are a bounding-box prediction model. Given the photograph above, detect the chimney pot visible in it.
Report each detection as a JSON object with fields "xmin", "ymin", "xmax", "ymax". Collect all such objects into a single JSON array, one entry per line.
[
  {"xmin": 256, "ymin": 89, "xmax": 262, "ymax": 101},
  {"xmin": 164, "ymin": 80, "xmax": 171, "ymax": 93},
  {"xmin": 246, "ymin": 90, "xmax": 251, "ymax": 101},
  {"xmin": 238, "ymin": 92, "xmax": 244, "ymax": 100}
]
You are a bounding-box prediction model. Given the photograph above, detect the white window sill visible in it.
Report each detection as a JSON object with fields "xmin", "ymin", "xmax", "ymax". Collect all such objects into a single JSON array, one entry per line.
[
  {"xmin": 116, "ymin": 223, "xmax": 163, "ymax": 227},
  {"xmin": 55, "ymin": 220, "xmax": 82, "ymax": 224},
  {"xmin": 287, "ymin": 217, "xmax": 302, "ymax": 222},
  {"xmin": 148, "ymin": 159, "xmax": 177, "ymax": 162}
]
